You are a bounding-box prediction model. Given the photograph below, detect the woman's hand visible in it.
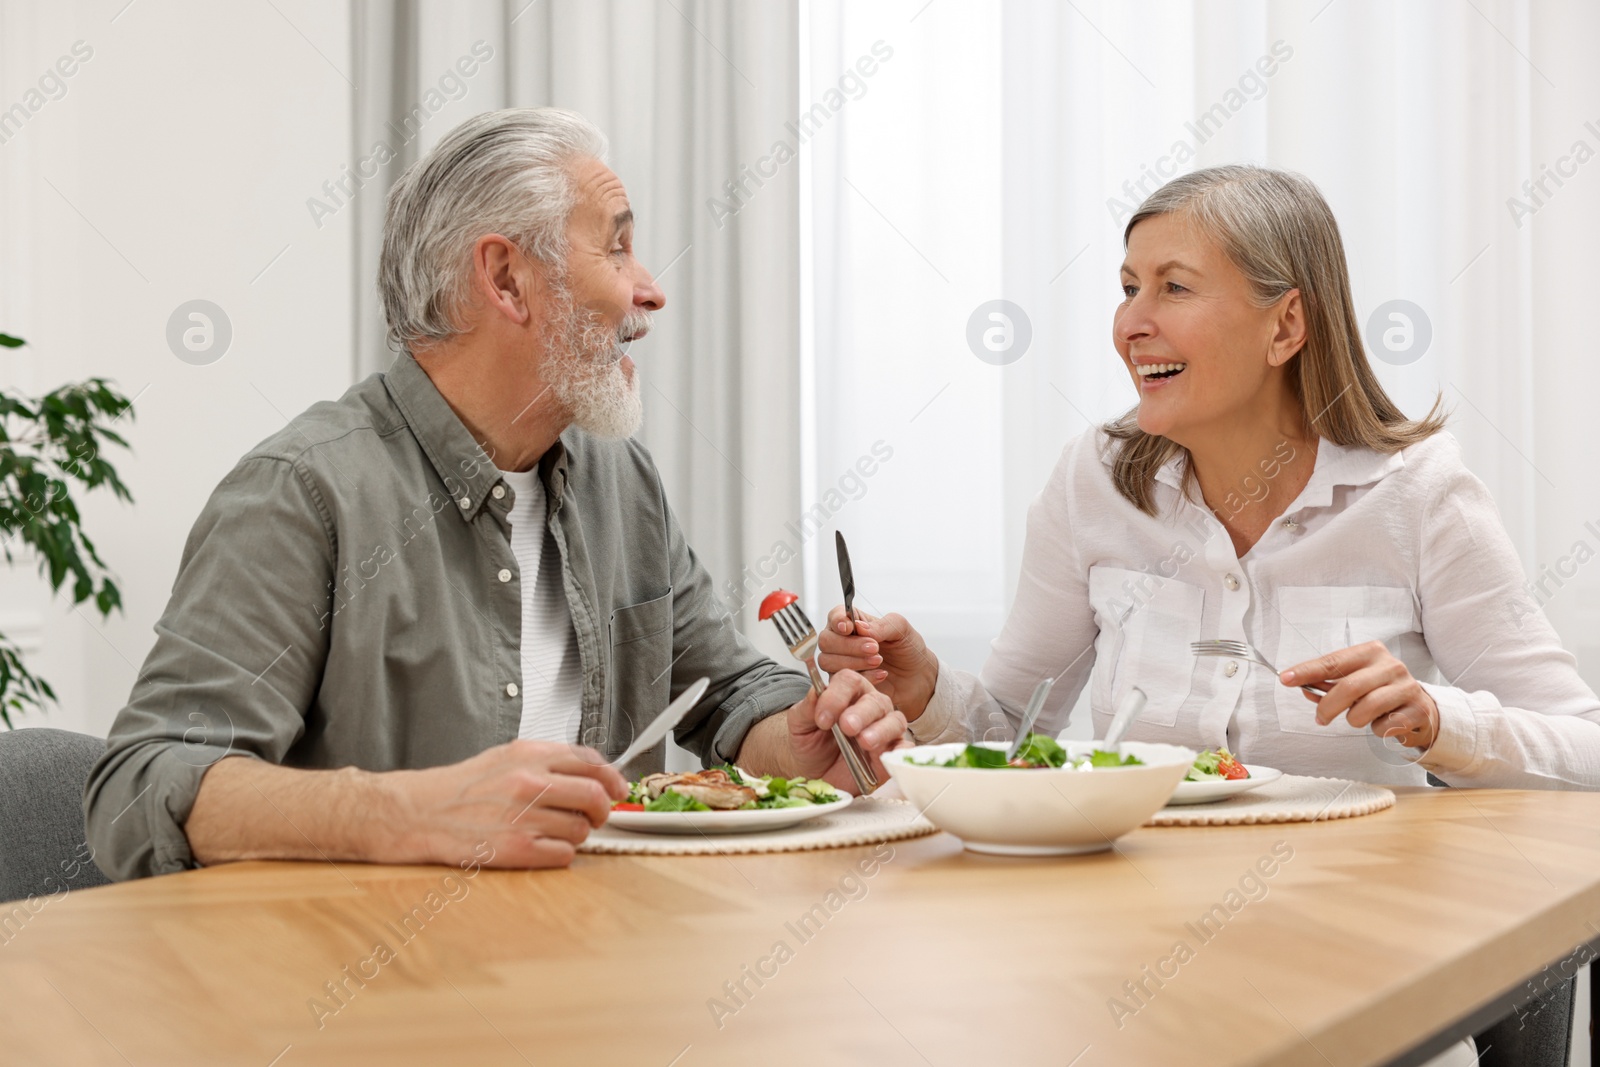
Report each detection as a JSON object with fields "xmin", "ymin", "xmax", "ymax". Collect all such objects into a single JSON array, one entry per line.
[
  {"xmin": 816, "ymin": 605, "xmax": 940, "ymax": 720},
  {"xmin": 1280, "ymin": 641, "xmax": 1439, "ymax": 749}
]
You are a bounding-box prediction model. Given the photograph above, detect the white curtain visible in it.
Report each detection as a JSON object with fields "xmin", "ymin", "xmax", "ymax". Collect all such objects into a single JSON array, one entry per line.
[
  {"xmin": 350, "ymin": 0, "xmax": 804, "ymax": 660},
  {"xmin": 804, "ymin": 0, "xmax": 1600, "ymax": 700}
]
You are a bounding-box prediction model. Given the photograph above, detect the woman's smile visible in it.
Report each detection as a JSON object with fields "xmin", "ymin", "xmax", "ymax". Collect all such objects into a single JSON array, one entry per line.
[{"xmin": 1134, "ymin": 360, "xmax": 1188, "ymax": 390}]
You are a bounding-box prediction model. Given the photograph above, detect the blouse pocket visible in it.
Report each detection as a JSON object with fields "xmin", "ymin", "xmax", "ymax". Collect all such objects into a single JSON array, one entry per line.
[
  {"xmin": 605, "ymin": 588, "xmax": 675, "ymax": 756},
  {"xmin": 1087, "ymin": 566, "xmax": 1206, "ymax": 728},
  {"xmin": 1272, "ymin": 585, "xmax": 1417, "ymax": 736}
]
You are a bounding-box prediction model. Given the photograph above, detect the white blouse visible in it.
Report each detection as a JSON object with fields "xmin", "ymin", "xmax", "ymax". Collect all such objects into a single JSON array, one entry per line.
[{"xmin": 911, "ymin": 429, "xmax": 1600, "ymax": 788}]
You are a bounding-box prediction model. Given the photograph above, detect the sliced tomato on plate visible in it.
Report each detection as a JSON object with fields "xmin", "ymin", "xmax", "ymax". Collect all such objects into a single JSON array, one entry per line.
[
  {"xmin": 612, "ymin": 802, "xmax": 646, "ymax": 811},
  {"xmin": 1217, "ymin": 754, "xmax": 1249, "ymax": 780}
]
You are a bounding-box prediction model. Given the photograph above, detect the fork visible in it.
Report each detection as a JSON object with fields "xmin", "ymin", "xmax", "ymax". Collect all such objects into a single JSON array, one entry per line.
[
  {"xmin": 768, "ymin": 599, "xmax": 879, "ymax": 794},
  {"xmin": 1190, "ymin": 639, "xmax": 1329, "ymax": 698}
]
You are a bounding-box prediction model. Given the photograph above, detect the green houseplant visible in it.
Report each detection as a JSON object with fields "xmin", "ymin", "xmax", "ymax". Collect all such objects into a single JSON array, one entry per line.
[{"xmin": 0, "ymin": 331, "xmax": 135, "ymax": 727}]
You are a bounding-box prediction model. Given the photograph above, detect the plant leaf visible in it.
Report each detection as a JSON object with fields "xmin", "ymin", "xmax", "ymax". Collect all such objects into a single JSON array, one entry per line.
[{"xmin": 0, "ymin": 365, "xmax": 137, "ymax": 724}]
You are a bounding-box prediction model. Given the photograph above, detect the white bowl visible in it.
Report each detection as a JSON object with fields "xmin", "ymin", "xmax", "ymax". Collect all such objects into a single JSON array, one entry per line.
[{"xmin": 882, "ymin": 740, "xmax": 1196, "ymax": 856}]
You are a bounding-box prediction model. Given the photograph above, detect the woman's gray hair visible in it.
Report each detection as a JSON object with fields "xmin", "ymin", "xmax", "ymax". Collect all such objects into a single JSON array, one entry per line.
[
  {"xmin": 1103, "ymin": 164, "xmax": 1445, "ymax": 514},
  {"xmin": 378, "ymin": 107, "xmax": 608, "ymax": 353}
]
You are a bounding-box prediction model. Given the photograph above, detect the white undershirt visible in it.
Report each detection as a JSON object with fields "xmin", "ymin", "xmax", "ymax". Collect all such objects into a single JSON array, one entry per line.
[{"xmin": 497, "ymin": 467, "xmax": 583, "ymax": 743}]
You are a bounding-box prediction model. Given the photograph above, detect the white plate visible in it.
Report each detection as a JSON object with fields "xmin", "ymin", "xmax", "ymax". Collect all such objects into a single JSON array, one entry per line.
[
  {"xmin": 606, "ymin": 794, "xmax": 852, "ymax": 835},
  {"xmin": 1166, "ymin": 765, "xmax": 1283, "ymax": 805}
]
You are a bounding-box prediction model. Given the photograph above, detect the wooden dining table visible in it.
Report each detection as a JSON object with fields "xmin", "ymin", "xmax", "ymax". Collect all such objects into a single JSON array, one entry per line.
[{"xmin": 1, "ymin": 785, "xmax": 1597, "ymax": 1066}]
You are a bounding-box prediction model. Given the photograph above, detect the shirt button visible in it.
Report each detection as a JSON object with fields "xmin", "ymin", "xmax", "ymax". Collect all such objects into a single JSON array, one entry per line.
[
  {"xmin": 506, "ymin": 682, "xmax": 519, "ymax": 697},
  {"xmin": 458, "ymin": 497, "xmax": 471, "ymax": 510},
  {"xmin": 1224, "ymin": 574, "xmax": 1241, "ymax": 591},
  {"xmin": 492, "ymin": 485, "xmax": 506, "ymax": 500},
  {"xmin": 1224, "ymin": 660, "xmax": 1239, "ymax": 677},
  {"xmin": 497, "ymin": 568, "xmax": 512, "ymax": 583},
  {"xmin": 1282, "ymin": 518, "xmax": 1299, "ymax": 530}
]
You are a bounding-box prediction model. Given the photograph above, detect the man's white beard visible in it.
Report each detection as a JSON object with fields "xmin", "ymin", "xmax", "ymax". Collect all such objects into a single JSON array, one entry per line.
[{"xmin": 543, "ymin": 281, "xmax": 649, "ymax": 439}]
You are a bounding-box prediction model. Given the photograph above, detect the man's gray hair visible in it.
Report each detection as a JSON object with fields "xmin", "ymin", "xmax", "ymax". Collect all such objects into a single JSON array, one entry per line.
[{"xmin": 378, "ymin": 107, "xmax": 608, "ymax": 353}]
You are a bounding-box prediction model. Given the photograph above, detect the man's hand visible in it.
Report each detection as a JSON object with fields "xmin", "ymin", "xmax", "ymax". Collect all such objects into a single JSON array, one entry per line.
[
  {"xmin": 782, "ymin": 669, "xmax": 908, "ymax": 792},
  {"xmin": 816, "ymin": 605, "xmax": 939, "ymax": 719},
  {"xmin": 185, "ymin": 741, "xmax": 628, "ymax": 872},
  {"xmin": 394, "ymin": 741, "xmax": 629, "ymax": 868},
  {"xmin": 734, "ymin": 669, "xmax": 909, "ymax": 793},
  {"xmin": 1281, "ymin": 641, "xmax": 1440, "ymax": 750}
]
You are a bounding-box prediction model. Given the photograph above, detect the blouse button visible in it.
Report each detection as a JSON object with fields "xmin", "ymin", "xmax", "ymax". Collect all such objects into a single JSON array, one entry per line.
[
  {"xmin": 1282, "ymin": 518, "xmax": 1300, "ymax": 531},
  {"xmin": 506, "ymin": 682, "xmax": 519, "ymax": 697},
  {"xmin": 492, "ymin": 485, "xmax": 506, "ymax": 500},
  {"xmin": 458, "ymin": 497, "xmax": 471, "ymax": 510},
  {"xmin": 497, "ymin": 568, "xmax": 512, "ymax": 583},
  {"xmin": 1224, "ymin": 660, "xmax": 1239, "ymax": 678},
  {"xmin": 1224, "ymin": 574, "xmax": 1241, "ymax": 591}
]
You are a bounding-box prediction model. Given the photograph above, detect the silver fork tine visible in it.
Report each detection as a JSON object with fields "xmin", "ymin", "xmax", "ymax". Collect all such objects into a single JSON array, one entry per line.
[
  {"xmin": 1191, "ymin": 640, "xmax": 1250, "ymax": 655},
  {"xmin": 1190, "ymin": 638, "xmax": 1328, "ymax": 697},
  {"xmin": 791, "ymin": 607, "xmax": 811, "ymax": 641},
  {"xmin": 780, "ymin": 607, "xmax": 813, "ymax": 655},
  {"xmin": 1192, "ymin": 639, "xmax": 1268, "ymax": 671}
]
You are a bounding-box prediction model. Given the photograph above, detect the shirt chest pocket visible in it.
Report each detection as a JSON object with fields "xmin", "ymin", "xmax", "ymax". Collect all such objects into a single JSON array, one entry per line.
[
  {"xmin": 1087, "ymin": 566, "xmax": 1206, "ymax": 728},
  {"xmin": 605, "ymin": 589, "xmax": 674, "ymax": 756},
  {"xmin": 1273, "ymin": 585, "xmax": 1417, "ymax": 736}
]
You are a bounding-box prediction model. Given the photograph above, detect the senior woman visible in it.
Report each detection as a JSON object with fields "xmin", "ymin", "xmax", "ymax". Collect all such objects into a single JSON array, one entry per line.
[
  {"xmin": 822, "ymin": 164, "xmax": 1596, "ymax": 1066},
  {"xmin": 820, "ymin": 164, "xmax": 1600, "ymax": 789}
]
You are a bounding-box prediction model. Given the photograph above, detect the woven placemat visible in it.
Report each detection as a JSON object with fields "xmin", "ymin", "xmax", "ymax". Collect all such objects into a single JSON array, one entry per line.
[
  {"xmin": 579, "ymin": 797, "xmax": 938, "ymax": 855},
  {"xmin": 1147, "ymin": 774, "xmax": 1395, "ymax": 826}
]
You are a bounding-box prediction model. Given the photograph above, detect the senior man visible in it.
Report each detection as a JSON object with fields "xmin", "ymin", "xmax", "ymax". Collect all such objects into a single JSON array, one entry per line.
[{"xmin": 84, "ymin": 108, "xmax": 905, "ymax": 880}]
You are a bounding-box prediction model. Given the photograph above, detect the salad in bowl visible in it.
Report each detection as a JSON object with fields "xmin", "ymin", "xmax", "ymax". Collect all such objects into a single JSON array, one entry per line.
[{"xmin": 885, "ymin": 734, "xmax": 1194, "ymax": 856}]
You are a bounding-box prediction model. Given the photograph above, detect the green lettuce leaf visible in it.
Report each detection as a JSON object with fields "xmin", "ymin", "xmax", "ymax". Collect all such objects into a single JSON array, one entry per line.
[
  {"xmin": 645, "ymin": 789, "xmax": 711, "ymax": 812},
  {"xmin": 756, "ymin": 795, "xmax": 812, "ymax": 809},
  {"xmin": 1013, "ymin": 733, "xmax": 1068, "ymax": 768},
  {"xmin": 1185, "ymin": 749, "xmax": 1227, "ymax": 781},
  {"xmin": 953, "ymin": 745, "xmax": 1009, "ymax": 768},
  {"xmin": 1084, "ymin": 749, "xmax": 1144, "ymax": 768}
]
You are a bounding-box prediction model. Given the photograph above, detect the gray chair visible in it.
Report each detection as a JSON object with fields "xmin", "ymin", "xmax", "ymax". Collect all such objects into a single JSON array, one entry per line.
[
  {"xmin": 1474, "ymin": 976, "xmax": 1576, "ymax": 1067},
  {"xmin": 0, "ymin": 728, "xmax": 112, "ymax": 904}
]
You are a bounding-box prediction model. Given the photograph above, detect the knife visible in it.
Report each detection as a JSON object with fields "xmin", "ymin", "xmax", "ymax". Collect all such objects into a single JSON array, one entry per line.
[
  {"xmin": 612, "ymin": 676, "xmax": 711, "ymax": 768},
  {"xmin": 835, "ymin": 530, "xmax": 857, "ymax": 626},
  {"xmin": 1006, "ymin": 678, "xmax": 1055, "ymax": 760}
]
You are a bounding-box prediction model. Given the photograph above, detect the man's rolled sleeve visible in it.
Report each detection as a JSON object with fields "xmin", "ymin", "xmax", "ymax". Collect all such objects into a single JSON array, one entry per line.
[
  {"xmin": 84, "ymin": 455, "xmax": 335, "ymax": 880},
  {"xmin": 705, "ymin": 673, "xmax": 814, "ymax": 763}
]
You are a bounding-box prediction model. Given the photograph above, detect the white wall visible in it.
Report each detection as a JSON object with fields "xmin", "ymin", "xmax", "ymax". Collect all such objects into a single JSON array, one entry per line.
[{"xmin": 0, "ymin": 0, "xmax": 354, "ymax": 735}]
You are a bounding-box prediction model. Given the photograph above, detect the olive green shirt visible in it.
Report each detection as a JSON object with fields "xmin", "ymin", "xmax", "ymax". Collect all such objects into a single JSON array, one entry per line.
[{"xmin": 84, "ymin": 353, "xmax": 809, "ymax": 880}]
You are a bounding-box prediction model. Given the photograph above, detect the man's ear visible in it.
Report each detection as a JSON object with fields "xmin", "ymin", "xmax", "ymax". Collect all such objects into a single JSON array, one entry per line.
[
  {"xmin": 472, "ymin": 233, "xmax": 535, "ymax": 328},
  {"xmin": 1267, "ymin": 288, "xmax": 1307, "ymax": 368}
]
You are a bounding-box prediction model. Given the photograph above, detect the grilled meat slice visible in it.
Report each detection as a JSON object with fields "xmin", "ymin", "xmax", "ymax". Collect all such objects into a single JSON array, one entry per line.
[{"xmin": 638, "ymin": 769, "xmax": 757, "ymax": 810}]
